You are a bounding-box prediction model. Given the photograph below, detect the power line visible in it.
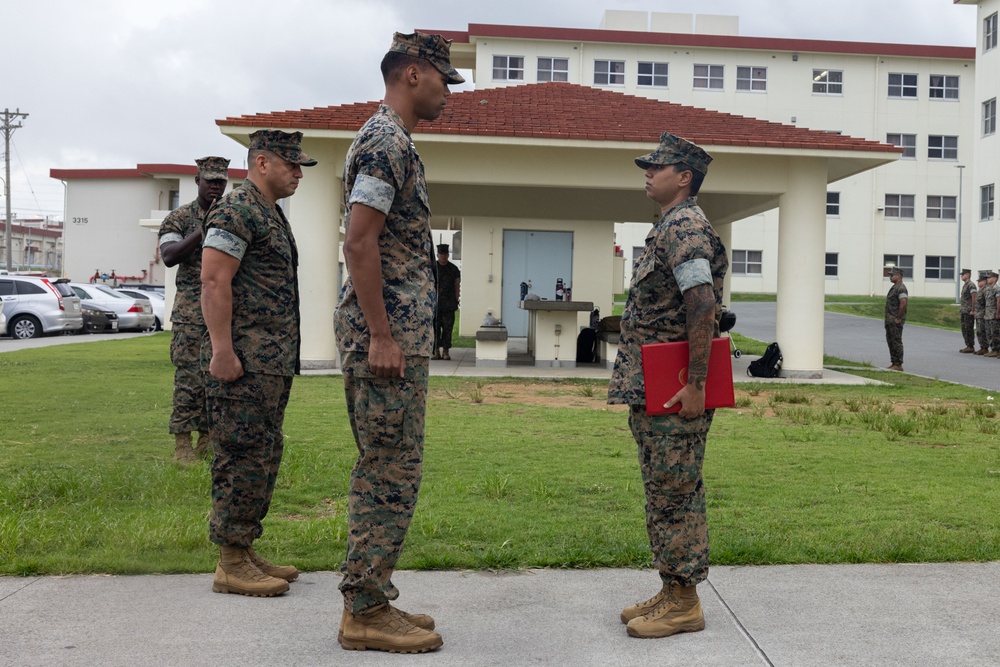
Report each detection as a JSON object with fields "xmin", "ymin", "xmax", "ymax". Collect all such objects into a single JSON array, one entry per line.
[
  {"xmin": 2, "ymin": 108, "xmax": 29, "ymax": 272},
  {"xmin": 11, "ymin": 137, "xmax": 46, "ymax": 218}
]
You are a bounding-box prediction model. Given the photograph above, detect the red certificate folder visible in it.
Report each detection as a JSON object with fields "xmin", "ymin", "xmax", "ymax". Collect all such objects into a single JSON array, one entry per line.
[{"xmin": 641, "ymin": 337, "xmax": 735, "ymax": 416}]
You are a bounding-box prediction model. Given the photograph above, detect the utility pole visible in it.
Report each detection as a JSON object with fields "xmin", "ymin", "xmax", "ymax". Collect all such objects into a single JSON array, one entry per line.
[{"xmin": 2, "ymin": 108, "xmax": 29, "ymax": 272}]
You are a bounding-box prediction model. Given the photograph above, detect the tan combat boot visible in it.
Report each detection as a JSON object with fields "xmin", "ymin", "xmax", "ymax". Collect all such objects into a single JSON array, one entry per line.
[
  {"xmin": 442, "ymin": 348, "xmax": 451, "ymax": 360},
  {"xmin": 339, "ymin": 604, "xmax": 443, "ymax": 653},
  {"xmin": 246, "ymin": 546, "xmax": 299, "ymax": 582},
  {"xmin": 338, "ymin": 604, "xmax": 435, "ymax": 642},
  {"xmin": 193, "ymin": 431, "xmax": 212, "ymax": 460},
  {"xmin": 173, "ymin": 433, "xmax": 196, "ymax": 463},
  {"xmin": 620, "ymin": 585, "xmax": 670, "ymax": 624},
  {"xmin": 431, "ymin": 348, "xmax": 442, "ymax": 360},
  {"xmin": 212, "ymin": 545, "xmax": 289, "ymax": 597},
  {"xmin": 626, "ymin": 583, "xmax": 705, "ymax": 639}
]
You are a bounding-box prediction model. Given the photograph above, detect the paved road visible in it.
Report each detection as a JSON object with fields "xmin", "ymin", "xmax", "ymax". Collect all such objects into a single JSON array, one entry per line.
[
  {"xmin": 732, "ymin": 301, "xmax": 1000, "ymax": 392},
  {"xmin": 0, "ymin": 331, "xmax": 153, "ymax": 352}
]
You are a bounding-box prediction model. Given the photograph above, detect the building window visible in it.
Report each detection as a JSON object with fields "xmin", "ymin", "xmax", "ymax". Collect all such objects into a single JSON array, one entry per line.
[
  {"xmin": 926, "ymin": 195, "xmax": 957, "ymax": 221},
  {"xmin": 168, "ymin": 190, "xmax": 180, "ymax": 210},
  {"xmin": 884, "ymin": 254, "xmax": 914, "ymax": 279},
  {"xmin": 925, "ymin": 256, "xmax": 956, "ymax": 281},
  {"xmin": 693, "ymin": 64, "xmax": 724, "ymax": 90},
  {"xmin": 637, "ymin": 61, "xmax": 669, "ymax": 87},
  {"xmin": 537, "ymin": 57, "xmax": 568, "ymax": 82},
  {"xmin": 983, "ymin": 184, "xmax": 996, "ymax": 221},
  {"xmin": 886, "ymin": 133, "xmax": 917, "ymax": 159},
  {"xmin": 594, "ymin": 60, "xmax": 625, "ymax": 86},
  {"xmin": 825, "ymin": 253, "xmax": 839, "ymax": 277},
  {"xmin": 888, "ymin": 72, "xmax": 918, "ymax": 98},
  {"xmin": 928, "ymin": 135, "xmax": 958, "ymax": 160},
  {"xmin": 493, "ymin": 55, "xmax": 524, "ymax": 81},
  {"xmin": 985, "ymin": 12, "xmax": 998, "ymax": 52},
  {"xmin": 984, "ymin": 98, "xmax": 997, "ymax": 137},
  {"xmin": 732, "ymin": 250, "xmax": 763, "ymax": 275},
  {"xmin": 736, "ymin": 66, "xmax": 767, "ymax": 92},
  {"xmin": 885, "ymin": 194, "xmax": 915, "ymax": 219},
  {"xmin": 928, "ymin": 75, "xmax": 959, "ymax": 100},
  {"xmin": 827, "ymin": 192, "xmax": 840, "ymax": 216},
  {"xmin": 812, "ymin": 69, "xmax": 843, "ymax": 95}
]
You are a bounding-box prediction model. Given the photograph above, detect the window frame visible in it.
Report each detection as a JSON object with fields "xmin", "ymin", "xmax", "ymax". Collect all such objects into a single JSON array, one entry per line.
[
  {"xmin": 886, "ymin": 133, "xmax": 917, "ymax": 159},
  {"xmin": 883, "ymin": 254, "xmax": 914, "ymax": 280},
  {"xmin": 925, "ymin": 255, "xmax": 956, "ymax": 281},
  {"xmin": 812, "ymin": 69, "xmax": 843, "ymax": 95},
  {"xmin": 928, "ymin": 74, "xmax": 959, "ymax": 100},
  {"xmin": 736, "ymin": 66, "xmax": 768, "ymax": 92},
  {"xmin": 693, "ymin": 63, "xmax": 724, "ymax": 90},
  {"xmin": 826, "ymin": 192, "xmax": 841, "ymax": 217},
  {"xmin": 982, "ymin": 184, "xmax": 996, "ymax": 221},
  {"xmin": 731, "ymin": 249, "xmax": 763, "ymax": 275},
  {"xmin": 984, "ymin": 98, "xmax": 997, "ymax": 137},
  {"xmin": 537, "ymin": 57, "xmax": 569, "ymax": 83},
  {"xmin": 637, "ymin": 61, "xmax": 669, "ymax": 88},
  {"xmin": 884, "ymin": 194, "xmax": 916, "ymax": 220},
  {"xmin": 825, "ymin": 252, "xmax": 839, "ymax": 278},
  {"xmin": 593, "ymin": 59, "xmax": 625, "ymax": 86},
  {"xmin": 888, "ymin": 72, "xmax": 918, "ymax": 99},
  {"xmin": 928, "ymin": 135, "xmax": 959, "ymax": 161},
  {"xmin": 985, "ymin": 12, "xmax": 998, "ymax": 52},
  {"xmin": 492, "ymin": 55, "xmax": 525, "ymax": 82},
  {"xmin": 926, "ymin": 195, "xmax": 958, "ymax": 221}
]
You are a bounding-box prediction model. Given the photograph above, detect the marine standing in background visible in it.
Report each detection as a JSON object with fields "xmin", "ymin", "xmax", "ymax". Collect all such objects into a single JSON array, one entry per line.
[
  {"xmin": 334, "ymin": 30, "xmax": 463, "ymax": 654},
  {"xmin": 986, "ymin": 271, "xmax": 1000, "ymax": 357},
  {"xmin": 157, "ymin": 156, "xmax": 229, "ymax": 463},
  {"xmin": 975, "ymin": 273, "xmax": 989, "ymax": 355},
  {"xmin": 959, "ymin": 268, "xmax": 977, "ymax": 354},
  {"xmin": 884, "ymin": 267, "xmax": 908, "ymax": 371},
  {"xmin": 201, "ymin": 130, "xmax": 316, "ymax": 597},
  {"xmin": 432, "ymin": 243, "xmax": 460, "ymax": 360},
  {"xmin": 608, "ymin": 132, "xmax": 728, "ymax": 640}
]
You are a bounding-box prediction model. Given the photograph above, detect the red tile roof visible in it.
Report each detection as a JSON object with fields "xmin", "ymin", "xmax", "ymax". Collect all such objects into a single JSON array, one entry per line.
[
  {"xmin": 217, "ymin": 82, "xmax": 899, "ymax": 155},
  {"xmin": 50, "ymin": 164, "xmax": 248, "ymax": 180},
  {"xmin": 435, "ymin": 23, "xmax": 974, "ymax": 60}
]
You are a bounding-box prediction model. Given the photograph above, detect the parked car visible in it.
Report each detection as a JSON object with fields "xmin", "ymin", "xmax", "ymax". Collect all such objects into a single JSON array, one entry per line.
[
  {"xmin": 116, "ymin": 288, "xmax": 165, "ymax": 331},
  {"xmin": 78, "ymin": 305, "xmax": 119, "ymax": 334},
  {"xmin": 0, "ymin": 276, "xmax": 84, "ymax": 339},
  {"xmin": 0, "ymin": 308, "xmax": 6, "ymax": 336},
  {"xmin": 120, "ymin": 283, "xmax": 165, "ymax": 297},
  {"xmin": 68, "ymin": 282, "xmax": 155, "ymax": 332}
]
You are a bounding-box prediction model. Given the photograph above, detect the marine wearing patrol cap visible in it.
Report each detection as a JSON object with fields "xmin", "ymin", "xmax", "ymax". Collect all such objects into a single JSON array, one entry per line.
[
  {"xmin": 436, "ymin": 243, "xmax": 449, "ymax": 254},
  {"xmin": 248, "ymin": 129, "xmax": 317, "ymax": 167},
  {"xmin": 390, "ymin": 31, "xmax": 465, "ymax": 85},
  {"xmin": 962, "ymin": 268, "xmax": 972, "ymax": 276},
  {"xmin": 634, "ymin": 131, "xmax": 713, "ymax": 175},
  {"xmin": 196, "ymin": 156, "xmax": 231, "ymax": 181},
  {"xmin": 888, "ymin": 267, "xmax": 905, "ymax": 277}
]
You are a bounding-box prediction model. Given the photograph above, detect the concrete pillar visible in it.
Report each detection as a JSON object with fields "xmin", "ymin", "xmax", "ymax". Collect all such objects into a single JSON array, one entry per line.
[
  {"xmin": 715, "ymin": 221, "xmax": 733, "ymax": 308},
  {"xmin": 775, "ymin": 159, "xmax": 828, "ymax": 377},
  {"xmin": 292, "ymin": 141, "xmax": 344, "ymax": 369}
]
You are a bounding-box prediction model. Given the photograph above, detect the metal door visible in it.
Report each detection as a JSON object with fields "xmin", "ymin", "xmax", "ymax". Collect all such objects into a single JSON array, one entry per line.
[{"xmin": 501, "ymin": 230, "xmax": 573, "ymax": 337}]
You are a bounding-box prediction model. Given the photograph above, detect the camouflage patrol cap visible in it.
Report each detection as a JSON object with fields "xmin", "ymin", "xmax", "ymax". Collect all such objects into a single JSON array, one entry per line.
[
  {"xmin": 888, "ymin": 267, "xmax": 905, "ymax": 277},
  {"xmin": 961, "ymin": 268, "xmax": 972, "ymax": 276},
  {"xmin": 248, "ymin": 129, "xmax": 317, "ymax": 167},
  {"xmin": 991, "ymin": 271, "xmax": 1000, "ymax": 279},
  {"xmin": 390, "ymin": 31, "xmax": 465, "ymax": 85},
  {"xmin": 635, "ymin": 132, "xmax": 713, "ymax": 175},
  {"xmin": 195, "ymin": 156, "xmax": 230, "ymax": 181}
]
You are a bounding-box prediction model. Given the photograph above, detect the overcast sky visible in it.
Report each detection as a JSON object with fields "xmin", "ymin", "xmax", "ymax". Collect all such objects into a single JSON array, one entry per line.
[{"xmin": 1, "ymin": 0, "xmax": 977, "ymax": 220}]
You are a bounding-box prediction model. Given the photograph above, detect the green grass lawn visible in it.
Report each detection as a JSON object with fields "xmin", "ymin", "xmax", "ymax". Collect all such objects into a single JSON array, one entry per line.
[
  {"xmin": 2, "ymin": 335, "xmax": 999, "ymax": 575},
  {"xmin": 729, "ymin": 293, "xmax": 961, "ymax": 331}
]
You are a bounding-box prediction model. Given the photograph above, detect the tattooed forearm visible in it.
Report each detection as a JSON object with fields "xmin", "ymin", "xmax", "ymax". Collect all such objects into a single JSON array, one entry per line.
[{"xmin": 683, "ymin": 283, "xmax": 716, "ymax": 390}]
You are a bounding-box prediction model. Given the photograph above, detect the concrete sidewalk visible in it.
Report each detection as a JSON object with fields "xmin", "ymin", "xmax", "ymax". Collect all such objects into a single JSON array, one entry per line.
[{"xmin": 4, "ymin": 563, "xmax": 1000, "ymax": 666}]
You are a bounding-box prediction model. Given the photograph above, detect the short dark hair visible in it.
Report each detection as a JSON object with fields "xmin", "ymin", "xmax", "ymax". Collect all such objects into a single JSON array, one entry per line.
[
  {"xmin": 675, "ymin": 163, "xmax": 706, "ymax": 195},
  {"xmin": 380, "ymin": 51, "xmax": 432, "ymax": 83}
]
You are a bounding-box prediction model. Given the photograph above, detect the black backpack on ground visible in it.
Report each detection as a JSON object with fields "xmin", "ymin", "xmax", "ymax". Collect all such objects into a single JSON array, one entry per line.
[
  {"xmin": 576, "ymin": 328, "xmax": 598, "ymax": 363},
  {"xmin": 747, "ymin": 342, "xmax": 782, "ymax": 378}
]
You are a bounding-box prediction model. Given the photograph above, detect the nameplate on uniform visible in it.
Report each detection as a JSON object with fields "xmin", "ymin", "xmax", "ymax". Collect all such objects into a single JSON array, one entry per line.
[{"xmin": 641, "ymin": 337, "xmax": 735, "ymax": 416}]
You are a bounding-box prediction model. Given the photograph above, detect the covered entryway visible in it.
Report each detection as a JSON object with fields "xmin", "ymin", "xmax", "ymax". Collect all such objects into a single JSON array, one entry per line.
[{"xmin": 501, "ymin": 230, "xmax": 573, "ymax": 337}]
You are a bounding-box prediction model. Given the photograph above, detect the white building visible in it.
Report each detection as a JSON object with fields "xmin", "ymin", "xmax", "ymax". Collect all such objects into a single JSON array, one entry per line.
[
  {"xmin": 0, "ymin": 216, "xmax": 63, "ymax": 274},
  {"xmin": 447, "ymin": 12, "xmax": 979, "ymax": 297},
  {"xmin": 50, "ymin": 163, "xmax": 245, "ymax": 285}
]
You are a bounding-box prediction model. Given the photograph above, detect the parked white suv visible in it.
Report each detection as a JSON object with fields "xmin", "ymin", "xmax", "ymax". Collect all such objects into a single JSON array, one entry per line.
[
  {"xmin": 0, "ymin": 276, "xmax": 84, "ymax": 339},
  {"xmin": 68, "ymin": 282, "xmax": 155, "ymax": 332}
]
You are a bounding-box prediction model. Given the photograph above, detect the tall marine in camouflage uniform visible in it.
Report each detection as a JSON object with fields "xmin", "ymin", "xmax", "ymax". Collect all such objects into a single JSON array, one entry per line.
[
  {"xmin": 158, "ymin": 156, "xmax": 229, "ymax": 463},
  {"xmin": 608, "ymin": 133, "xmax": 727, "ymax": 640},
  {"xmin": 975, "ymin": 273, "xmax": 989, "ymax": 354},
  {"xmin": 201, "ymin": 130, "xmax": 316, "ymax": 597},
  {"xmin": 959, "ymin": 268, "xmax": 977, "ymax": 353},
  {"xmin": 334, "ymin": 31, "xmax": 463, "ymax": 654},
  {"xmin": 884, "ymin": 267, "xmax": 908, "ymax": 371},
  {"xmin": 986, "ymin": 271, "xmax": 1000, "ymax": 357}
]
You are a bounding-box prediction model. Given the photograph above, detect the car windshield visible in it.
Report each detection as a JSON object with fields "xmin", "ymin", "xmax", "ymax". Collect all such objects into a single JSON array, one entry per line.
[{"xmin": 93, "ymin": 285, "xmax": 128, "ymax": 299}]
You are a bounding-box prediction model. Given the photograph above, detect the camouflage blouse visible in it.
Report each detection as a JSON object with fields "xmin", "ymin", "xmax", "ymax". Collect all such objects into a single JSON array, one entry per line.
[
  {"xmin": 203, "ymin": 180, "xmax": 300, "ymax": 376},
  {"xmin": 608, "ymin": 197, "xmax": 728, "ymax": 429},
  {"xmin": 157, "ymin": 200, "xmax": 206, "ymax": 326},
  {"xmin": 335, "ymin": 104, "xmax": 436, "ymax": 356}
]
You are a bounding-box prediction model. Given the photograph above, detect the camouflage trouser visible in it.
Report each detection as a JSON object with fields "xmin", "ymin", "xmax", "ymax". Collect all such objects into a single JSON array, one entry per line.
[
  {"xmin": 991, "ymin": 319, "xmax": 1000, "ymax": 352},
  {"xmin": 961, "ymin": 313, "xmax": 975, "ymax": 349},
  {"xmin": 339, "ymin": 352, "xmax": 429, "ymax": 613},
  {"xmin": 629, "ymin": 406, "xmax": 712, "ymax": 587},
  {"xmin": 433, "ymin": 309, "xmax": 456, "ymax": 350},
  {"xmin": 169, "ymin": 323, "xmax": 208, "ymax": 434},
  {"xmin": 977, "ymin": 318, "xmax": 988, "ymax": 350},
  {"xmin": 885, "ymin": 322, "xmax": 904, "ymax": 365},
  {"xmin": 206, "ymin": 372, "xmax": 292, "ymax": 548}
]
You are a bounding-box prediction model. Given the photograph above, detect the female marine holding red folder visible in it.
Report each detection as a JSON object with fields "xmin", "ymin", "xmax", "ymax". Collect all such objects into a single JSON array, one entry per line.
[{"xmin": 608, "ymin": 131, "xmax": 728, "ymax": 640}]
